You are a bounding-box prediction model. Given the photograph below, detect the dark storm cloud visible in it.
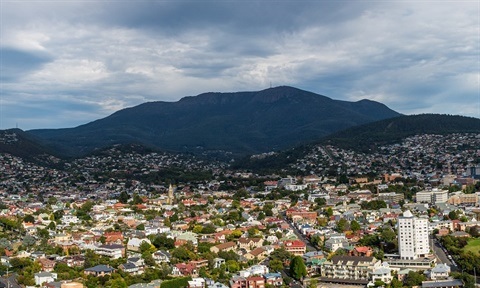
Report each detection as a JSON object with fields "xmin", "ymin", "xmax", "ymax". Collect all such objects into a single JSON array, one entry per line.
[{"xmin": 0, "ymin": 48, "xmax": 52, "ymax": 81}]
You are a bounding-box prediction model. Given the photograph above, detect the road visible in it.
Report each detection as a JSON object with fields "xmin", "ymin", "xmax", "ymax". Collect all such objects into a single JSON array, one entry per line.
[
  {"xmin": 430, "ymin": 235, "xmax": 459, "ymax": 271},
  {"xmin": 282, "ymin": 214, "xmax": 317, "ymax": 252}
]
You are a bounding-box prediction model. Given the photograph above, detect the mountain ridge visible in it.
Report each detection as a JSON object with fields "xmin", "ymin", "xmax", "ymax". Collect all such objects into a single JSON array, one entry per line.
[{"xmin": 26, "ymin": 86, "xmax": 401, "ymax": 157}]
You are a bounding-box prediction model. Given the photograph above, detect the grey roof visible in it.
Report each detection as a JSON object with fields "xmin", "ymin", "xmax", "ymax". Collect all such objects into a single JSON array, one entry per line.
[
  {"xmin": 85, "ymin": 264, "xmax": 114, "ymax": 273},
  {"xmin": 431, "ymin": 263, "xmax": 450, "ymax": 273},
  {"xmin": 99, "ymin": 244, "xmax": 124, "ymax": 249},
  {"xmin": 121, "ymin": 262, "xmax": 138, "ymax": 270},
  {"xmin": 34, "ymin": 272, "xmax": 55, "ymax": 277},
  {"xmin": 422, "ymin": 279, "xmax": 463, "ymax": 287}
]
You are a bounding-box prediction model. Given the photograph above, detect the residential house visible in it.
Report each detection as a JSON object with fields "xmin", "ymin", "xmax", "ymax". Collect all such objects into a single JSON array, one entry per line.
[
  {"xmin": 119, "ymin": 262, "xmax": 141, "ymax": 275},
  {"xmin": 84, "ymin": 265, "xmax": 115, "ymax": 277},
  {"xmin": 429, "ymin": 263, "xmax": 451, "ymax": 280},
  {"xmin": 350, "ymin": 246, "xmax": 374, "ymax": 257},
  {"xmin": 61, "ymin": 255, "xmax": 85, "ymax": 268},
  {"xmin": 34, "ymin": 272, "xmax": 57, "ymax": 286},
  {"xmin": 230, "ymin": 276, "xmax": 247, "ymax": 288},
  {"xmin": 210, "ymin": 241, "xmax": 236, "ymax": 254},
  {"xmin": 324, "ymin": 234, "xmax": 349, "ymax": 252},
  {"xmin": 174, "ymin": 263, "xmax": 198, "ymax": 277},
  {"xmin": 103, "ymin": 231, "xmax": 124, "ymax": 244},
  {"xmin": 245, "ymin": 247, "xmax": 268, "ymax": 261},
  {"xmin": 38, "ymin": 257, "xmax": 56, "ymax": 272},
  {"xmin": 153, "ymin": 250, "xmax": 171, "ymax": 264},
  {"xmin": 95, "ymin": 244, "xmax": 125, "ymax": 259},
  {"xmin": 208, "ymin": 282, "xmax": 229, "ymax": 288},
  {"xmin": 263, "ymin": 273, "xmax": 283, "ymax": 286},
  {"xmin": 190, "ymin": 259, "xmax": 209, "ymax": 269},
  {"xmin": 371, "ymin": 262, "xmax": 393, "ymax": 284},
  {"xmin": 187, "ymin": 278, "xmax": 205, "ymax": 288},
  {"xmin": 213, "ymin": 258, "xmax": 225, "ymax": 269},
  {"xmin": 247, "ymin": 276, "xmax": 265, "ymax": 288},
  {"xmin": 282, "ymin": 240, "xmax": 306, "ymax": 256},
  {"xmin": 238, "ymin": 238, "xmax": 263, "ymax": 251},
  {"xmin": 238, "ymin": 265, "xmax": 269, "ymax": 277},
  {"xmin": 127, "ymin": 238, "xmax": 152, "ymax": 252},
  {"xmin": 31, "ymin": 251, "xmax": 46, "ymax": 260}
]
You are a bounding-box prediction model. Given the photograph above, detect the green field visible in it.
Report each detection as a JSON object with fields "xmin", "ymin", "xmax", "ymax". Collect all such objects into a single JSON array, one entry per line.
[{"xmin": 463, "ymin": 238, "xmax": 480, "ymax": 254}]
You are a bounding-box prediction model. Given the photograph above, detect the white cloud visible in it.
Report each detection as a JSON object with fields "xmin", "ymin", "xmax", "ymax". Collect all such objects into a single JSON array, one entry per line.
[{"xmin": 0, "ymin": 1, "xmax": 479, "ymax": 129}]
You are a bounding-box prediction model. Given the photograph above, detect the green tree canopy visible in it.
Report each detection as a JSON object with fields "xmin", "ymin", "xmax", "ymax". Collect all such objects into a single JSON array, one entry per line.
[{"xmin": 289, "ymin": 256, "xmax": 307, "ymax": 280}]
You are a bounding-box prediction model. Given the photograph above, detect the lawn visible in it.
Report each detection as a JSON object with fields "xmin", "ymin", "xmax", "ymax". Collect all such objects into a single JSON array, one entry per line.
[{"xmin": 463, "ymin": 238, "xmax": 480, "ymax": 255}]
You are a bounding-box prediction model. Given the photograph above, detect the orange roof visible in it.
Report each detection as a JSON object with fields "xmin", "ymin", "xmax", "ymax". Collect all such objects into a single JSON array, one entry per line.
[
  {"xmin": 355, "ymin": 246, "xmax": 371, "ymax": 253},
  {"xmin": 284, "ymin": 240, "xmax": 306, "ymax": 247}
]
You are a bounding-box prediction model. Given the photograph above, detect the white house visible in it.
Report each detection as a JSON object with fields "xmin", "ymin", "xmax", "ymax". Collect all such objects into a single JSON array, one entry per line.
[
  {"xmin": 34, "ymin": 272, "xmax": 57, "ymax": 286},
  {"xmin": 371, "ymin": 262, "xmax": 393, "ymax": 284},
  {"xmin": 430, "ymin": 263, "xmax": 451, "ymax": 280},
  {"xmin": 127, "ymin": 237, "xmax": 152, "ymax": 252},
  {"xmin": 61, "ymin": 215, "xmax": 80, "ymax": 225}
]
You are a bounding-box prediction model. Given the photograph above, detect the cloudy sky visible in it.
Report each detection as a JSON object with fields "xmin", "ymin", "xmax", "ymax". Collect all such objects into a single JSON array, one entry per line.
[{"xmin": 0, "ymin": 1, "xmax": 479, "ymax": 130}]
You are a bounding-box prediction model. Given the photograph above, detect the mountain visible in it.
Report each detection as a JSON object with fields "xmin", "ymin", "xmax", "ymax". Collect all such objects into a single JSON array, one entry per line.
[
  {"xmin": 233, "ymin": 114, "xmax": 480, "ymax": 172},
  {"xmin": 28, "ymin": 86, "xmax": 401, "ymax": 157}
]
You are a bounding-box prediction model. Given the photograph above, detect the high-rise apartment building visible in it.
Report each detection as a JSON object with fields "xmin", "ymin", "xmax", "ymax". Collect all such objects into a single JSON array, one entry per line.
[{"xmin": 397, "ymin": 210, "xmax": 429, "ymax": 260}]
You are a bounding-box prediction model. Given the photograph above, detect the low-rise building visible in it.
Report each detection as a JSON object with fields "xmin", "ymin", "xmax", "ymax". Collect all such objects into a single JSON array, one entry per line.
[
  {"xmin": 34, "ymin": 272, "xmax": 57, "ymax": 286},
  {"xmin": 84, "ymin": 265, "xmax": 115, "ymax": 277},
  {"xmin": 95, "ymin": 244, "xmax": 125, "ymax": 259},
  {"xmin": 282, "ymin": 240, "xmax": 306, "ymax": 256},
  {"xmin": 320, "ymin": 256, "xmax": 380, "ymax": 283}
]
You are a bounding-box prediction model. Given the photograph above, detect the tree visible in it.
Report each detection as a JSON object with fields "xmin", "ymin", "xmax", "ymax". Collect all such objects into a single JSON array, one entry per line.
[
  {"xmin": 325, "ymin": 207, "xmax": 333, "ymax": 217},
  {"xmin": 469, "ymin": 226, "xmax": 479, "ymax": 237},
  {"xmin": 350, "ymin": 220, "xmax": 361, "ymax": 232},
  {"xmin": 47, "ymin": 221, "xmax": 56, "ymax": 230},
  {"xmin": 310, "ymin": 234, "xmax": 323, "ymax": 248},
  {"xmin": 164, "ymin": 217, "xmax": 171, "ymax": 228},
  {"xmin": 289, "ymin": 256, "xmax": 307, "ymax": 280},
  {"xmin": 0, "ymin": 238, "xmax": 12, "ymax": 250},
  {"xmin": 109, "ymin": 278, "xmax": 127, "ymax": 288},
  {"xmin": 404, "ymin": 271, "xmax": 426, "ymax": 287},
  {"xmin": 270, "ymin": 247, "xmax": 292, "ymax": 262},
  {"xmin": 226, "ymin": 260, "xmax": 240, "ymax": 273},
  {"xmin": 158, "ymin": 262, "xmax": 173, "ymax": 279},
  {"xmin": 151, "ymin": 234, "xmax": 175, "ymax": 250},
  {"xmin": 118, "ymin": 191, "xmax": 129, "ymax": 204},
  {"xmin": 140, "ymin": 241, "xmax": 155, "ymax": 253},
  {"xmin": 193, "ymin": 225, "xmax": 203, "ymax": 234},
  {"xmin": 449, "ymin": 210, "xmax": 459, "ymax": 220},
  {"xmin": 452, "ymin": 272, "xmax": 475, "ymax": 288},
  {"xmin": 307, "ymin": 279, "xmax": 318, "ymax": 288},
  {"xmin": 315, "ymin": 198, "xmax": 326, "ymax": 206},
  {"xmin": 336, "ymin": 218, "xmax": 349, "ymax": 232},
  {"xmin": 23, "ymin": 214, "xmax": 35, "ymax": 223},
  {"xmin": 268, "ymin": 259, "xmax": 284, "ymax": 272},
  {"xmin": 389, "ymin": 277, "xmax": 404, "ymax": 288},
  {"xmin": 47, "ymin": 196, "xmax": 57, "ymax": 205},
  {"xmin": 22, "ymin": 235, "xmax": 36, "ymax": 247}
]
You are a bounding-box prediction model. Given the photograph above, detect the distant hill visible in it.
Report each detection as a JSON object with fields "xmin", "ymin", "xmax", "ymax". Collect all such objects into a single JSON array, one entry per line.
[
  {"xmin": 233, "ymin": 114, "xmax": 480, "ymax": 172},
  {"xmin": 28, "ymin": 86, "xmax": 401, "ymax": 157},
  {"xmin": 322, "ymin": 114, "xmax": 480, "ymax": 152},
  {"xmin": 0, "ymin": 128, "xmax": 61, "ymax": 166}
]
